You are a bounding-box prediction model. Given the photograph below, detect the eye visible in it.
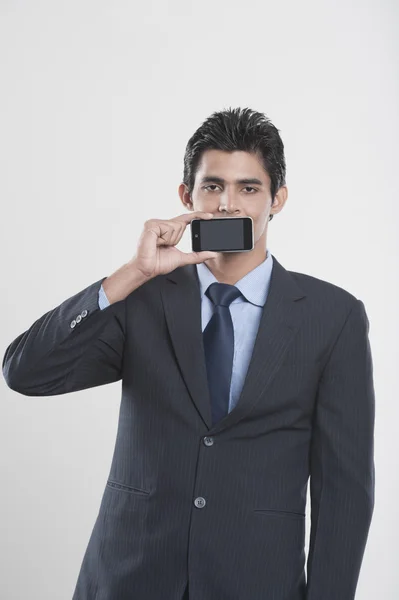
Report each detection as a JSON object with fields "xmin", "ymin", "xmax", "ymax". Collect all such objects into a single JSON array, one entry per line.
[
  {"xmin": 203, "ymin": 185, "xmax": 221, "ymax": 192},
  {"xmin": 203, "ymin": 185, "xmax": 258, "ymax": 193}
]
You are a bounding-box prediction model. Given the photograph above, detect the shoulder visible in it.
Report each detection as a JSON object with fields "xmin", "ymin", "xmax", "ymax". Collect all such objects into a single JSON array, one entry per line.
[
  {"xmin": 284, "ymin": 268, "xmax": 371, "ymax": 359},
  {"xmin": 285, "ymin": 267, "xmax": 365, "ymax": 326},
  {"xmin": 288, "ymin": 268, "xmax": 359, "ymax": 304}
]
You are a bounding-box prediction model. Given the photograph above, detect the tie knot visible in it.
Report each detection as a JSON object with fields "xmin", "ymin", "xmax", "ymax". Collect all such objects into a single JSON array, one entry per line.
[{"xmin": 205, "ymin": 282, "xmax": 242, "ymax": 307}]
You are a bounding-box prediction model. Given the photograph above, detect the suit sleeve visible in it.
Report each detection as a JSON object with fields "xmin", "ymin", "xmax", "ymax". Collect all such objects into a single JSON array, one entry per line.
[
  {"xmin": 306, "ymin": 299, "xmax": 375, "ymax": 600},
  {"xmin": 2, "ymin": 277, "xmax": 126, "ymax": 396}
]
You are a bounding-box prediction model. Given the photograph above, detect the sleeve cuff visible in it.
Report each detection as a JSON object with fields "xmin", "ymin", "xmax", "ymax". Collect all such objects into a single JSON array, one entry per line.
[{"xmin": 98, "ymin": 283, "xmax": 111, "ymax": 310}]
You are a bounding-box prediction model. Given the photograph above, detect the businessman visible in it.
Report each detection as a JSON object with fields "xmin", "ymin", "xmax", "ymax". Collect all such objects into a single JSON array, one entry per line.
[{"xmin": 3, "ymin": 107, "xmax": 375, "ymax": 600}]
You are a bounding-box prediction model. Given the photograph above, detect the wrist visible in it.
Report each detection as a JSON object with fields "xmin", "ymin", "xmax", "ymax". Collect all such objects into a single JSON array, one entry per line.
[{"xmin": 102, "ymin": 263, "xmax": 150, "ymax": 304}]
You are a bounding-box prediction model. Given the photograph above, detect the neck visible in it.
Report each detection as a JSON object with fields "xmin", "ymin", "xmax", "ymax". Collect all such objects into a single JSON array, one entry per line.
[{"xmin": 203, "ymin": 228, "xmax": 268, "ymax": 285}]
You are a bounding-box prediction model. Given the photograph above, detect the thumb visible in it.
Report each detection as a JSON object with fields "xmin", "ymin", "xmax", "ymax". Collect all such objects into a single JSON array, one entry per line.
[{"xmin": 182, "ymin": 251, "xmax": 218, "ymax": 265}]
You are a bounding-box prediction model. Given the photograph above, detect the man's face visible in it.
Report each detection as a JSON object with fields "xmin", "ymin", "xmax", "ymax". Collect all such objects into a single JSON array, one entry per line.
[{"xmin": 181, "ymin": 149, "xmax": 287, "ymax": 245}]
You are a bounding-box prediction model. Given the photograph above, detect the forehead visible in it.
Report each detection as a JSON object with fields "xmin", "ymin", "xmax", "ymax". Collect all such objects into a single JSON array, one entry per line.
[{"xmin": 195, "ymin": 149, "xmax": 270, "ymax": 184}]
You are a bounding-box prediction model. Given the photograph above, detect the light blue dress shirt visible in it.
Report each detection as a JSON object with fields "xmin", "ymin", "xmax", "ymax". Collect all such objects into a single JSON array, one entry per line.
[
  {"xmin": 98, "ymin": 249, "xmax": 274, "ymax": 413},
  {"xmin": 98, "ymin": 283, "xmax": 111, "ymax": 310}
]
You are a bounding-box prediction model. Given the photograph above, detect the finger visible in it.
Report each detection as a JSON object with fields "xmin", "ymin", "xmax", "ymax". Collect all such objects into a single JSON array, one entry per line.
[
  {"xmin": 169, "ymin": 222, "xmax": 186, "ymax": 246},
  {"xmin": 155, "ymin": 222, "xmax": 184, "ymax": 246},
  {"xmin": 137, "ymin": 227, "xmax": 159, "ymax": 257},
  {"xmin": 141, "ymin": 225, "xmax": 172, "ymax": 248},
  {"xmin": 173, "ymin": 211, "xmax": 214, "ymax": 224},
  {"xmin": 180, "ymin": 251, "xmax": 218, "ymax": 265},
  {"xmin": 143, "ymin": 222, "xmax": 175, "ymax": 247}
]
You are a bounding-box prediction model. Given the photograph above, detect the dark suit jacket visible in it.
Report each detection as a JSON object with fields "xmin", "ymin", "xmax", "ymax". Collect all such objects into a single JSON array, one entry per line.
[{"xmin": 2, "ymin": 255, "xmax": 375, "ymax": 600}]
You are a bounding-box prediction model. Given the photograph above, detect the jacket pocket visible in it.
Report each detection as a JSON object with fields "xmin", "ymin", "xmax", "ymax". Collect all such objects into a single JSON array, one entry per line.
[
  {"xmin": 253, "ymin": 508, "xmax": 305, "ymax": 519},
  {"xmin": 106, "ymin": 478, "xmax": 150, "ymax": 496}
]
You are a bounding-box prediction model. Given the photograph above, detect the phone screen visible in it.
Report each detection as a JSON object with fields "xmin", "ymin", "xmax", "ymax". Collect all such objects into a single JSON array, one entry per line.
[{"xmin": 190, "ymin": 217, "xmax": 253, "ymax": 252}]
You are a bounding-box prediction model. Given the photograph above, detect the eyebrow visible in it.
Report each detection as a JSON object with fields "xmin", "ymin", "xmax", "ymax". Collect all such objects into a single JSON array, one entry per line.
[{"xmin": 200, "ymin": 176, "xmax": 264, "ymax": 186}]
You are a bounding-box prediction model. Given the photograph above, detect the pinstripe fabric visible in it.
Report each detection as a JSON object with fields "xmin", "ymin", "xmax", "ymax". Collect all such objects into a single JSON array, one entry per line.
[
  {"xmin": 2, "ymin": 254, "xmax": 375, "ymax": 600},
  {"xmin": 99, "ymin": 249, "xmax": 273, "ymax": 414}
]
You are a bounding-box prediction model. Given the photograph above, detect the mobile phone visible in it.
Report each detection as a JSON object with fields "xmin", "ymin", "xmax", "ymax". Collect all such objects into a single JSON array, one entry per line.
[{"xmin": 190, "ymin": 216, "xmax": 254, "ymax": 253}]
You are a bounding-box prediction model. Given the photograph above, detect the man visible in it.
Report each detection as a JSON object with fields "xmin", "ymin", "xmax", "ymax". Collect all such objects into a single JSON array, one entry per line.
[{"xmin": 3, "ymin": 107, "xmax": 375, "ymax": 599}]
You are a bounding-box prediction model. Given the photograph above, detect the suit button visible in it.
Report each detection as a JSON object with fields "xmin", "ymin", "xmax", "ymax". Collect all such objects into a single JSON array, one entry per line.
[
  {"xmin": 203, "ymin": 436, "xmax": 214, "ymax": 446},
  {"xmin": 76, "ymin": 315, "xmax": 82, "ymax": 323},
  {"xmin": 70, "ymin": 320, "xmax": 76, "ymax": 328},
  {"xmin": 194, "ymin": 497, "xmax": 206, "ymax": 509},
  {"xmin": 81, "ymin": 310, "xmax": 88, "ymax": 318}
]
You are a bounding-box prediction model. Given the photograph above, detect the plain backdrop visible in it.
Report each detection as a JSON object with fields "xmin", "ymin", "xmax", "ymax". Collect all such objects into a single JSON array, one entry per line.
[{"xmin": 1, "ymin": 1, "xmax": 398, "ymax": 599}]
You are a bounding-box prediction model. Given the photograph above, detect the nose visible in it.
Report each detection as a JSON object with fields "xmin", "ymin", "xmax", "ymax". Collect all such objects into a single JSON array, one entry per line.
[{"xmin": 219, "ymin": 192, "xmax": 240, "ymax": 214}]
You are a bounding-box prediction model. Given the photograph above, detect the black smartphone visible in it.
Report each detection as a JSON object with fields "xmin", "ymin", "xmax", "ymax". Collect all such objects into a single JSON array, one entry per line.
[{"xmin": 190, "ymin": 216, "xmax": 254, "ymax": 253}]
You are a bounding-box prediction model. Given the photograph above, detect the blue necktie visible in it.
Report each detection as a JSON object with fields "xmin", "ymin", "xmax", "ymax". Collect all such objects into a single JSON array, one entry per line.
[{"xmin": 203, "ymin": 282, "xmax": 242, "ymax": 425}]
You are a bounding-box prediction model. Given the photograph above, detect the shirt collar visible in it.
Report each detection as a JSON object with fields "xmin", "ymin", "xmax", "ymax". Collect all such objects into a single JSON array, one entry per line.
[{"xmin": 195, "ymin": 248, "xmax": 273, "ymax": 307}]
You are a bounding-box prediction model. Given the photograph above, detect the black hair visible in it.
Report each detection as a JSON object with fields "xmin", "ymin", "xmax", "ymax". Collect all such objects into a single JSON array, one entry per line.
[{"xmin": 182, "ymin": 107, "xmax": 286, "ymax": 221}]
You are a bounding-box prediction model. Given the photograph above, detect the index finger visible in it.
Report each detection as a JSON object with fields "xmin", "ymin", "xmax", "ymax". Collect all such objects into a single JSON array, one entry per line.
[{"xmin": 174, "ymin": 211, "xmax": 214, "ymax": 224}]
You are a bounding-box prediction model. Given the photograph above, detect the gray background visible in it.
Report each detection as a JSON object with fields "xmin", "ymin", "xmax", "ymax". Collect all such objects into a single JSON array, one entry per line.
[{"xmin": 1, "ymin": 1, "xmax": 397, "ymax": 598}]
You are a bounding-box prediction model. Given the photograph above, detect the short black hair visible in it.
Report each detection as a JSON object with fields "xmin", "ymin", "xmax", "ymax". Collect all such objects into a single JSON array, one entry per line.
[{"xmin": 183, "ymin": 107, "xmax": 286, "ymax": 221}]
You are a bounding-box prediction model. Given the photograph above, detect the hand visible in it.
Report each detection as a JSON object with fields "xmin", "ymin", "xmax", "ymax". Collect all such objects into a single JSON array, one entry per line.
[{"xmin": 129, "ymin": 211, "xmax": 218, "ymax": 280}]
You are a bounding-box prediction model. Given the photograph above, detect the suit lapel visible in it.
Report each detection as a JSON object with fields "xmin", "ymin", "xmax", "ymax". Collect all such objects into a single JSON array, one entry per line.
[{"xmin": 160, "ymin": 254, "xmax": 307, "ymax": 432}]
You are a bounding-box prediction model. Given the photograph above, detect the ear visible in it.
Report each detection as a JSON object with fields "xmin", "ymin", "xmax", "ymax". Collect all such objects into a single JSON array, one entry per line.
[
  {"xmin": 178, "ymin": 183, "xmax": 193, "ymax": 210},
  {"xmin": 270, "ymin": 185, "xmax": 288, "ymax": 216}
]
